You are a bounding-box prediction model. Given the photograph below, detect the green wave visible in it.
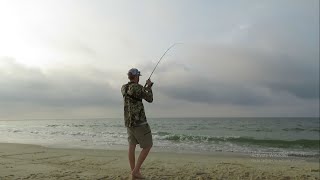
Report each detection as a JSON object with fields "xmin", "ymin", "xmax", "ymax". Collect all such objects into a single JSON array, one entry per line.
[{"xmin": 156, "ymin": 132, "xmax": 319, "ymax": 149}]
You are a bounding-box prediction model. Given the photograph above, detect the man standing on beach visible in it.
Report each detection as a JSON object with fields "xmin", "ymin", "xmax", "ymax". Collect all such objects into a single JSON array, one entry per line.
[{"xmin": 121, "ymin": 68, "xmax": 154, "ymax": 178}]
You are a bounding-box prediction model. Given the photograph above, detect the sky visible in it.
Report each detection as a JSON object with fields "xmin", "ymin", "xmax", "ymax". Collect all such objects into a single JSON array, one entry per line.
[{"xmin": 0, "ymin": 0, "xmax": 319, "ymax": 119}]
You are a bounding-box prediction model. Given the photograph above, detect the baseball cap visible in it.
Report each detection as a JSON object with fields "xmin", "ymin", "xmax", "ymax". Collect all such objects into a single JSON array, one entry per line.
[{"xmin": 128, "ymin": 68, "xmax": 142, "ymax": 76}]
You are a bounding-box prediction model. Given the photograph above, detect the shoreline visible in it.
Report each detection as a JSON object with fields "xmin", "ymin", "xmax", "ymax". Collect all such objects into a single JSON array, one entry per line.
[
  {"xmin": 2, "ymin": 140, "xmax": 319, "ymax": 162},
  {"xmin": 1, "ymin": 143, "xmax": 319, "ymax": 179},
  {"xmin": 3, "ymin": 140, "xmax": 319, "ymax": 161}
]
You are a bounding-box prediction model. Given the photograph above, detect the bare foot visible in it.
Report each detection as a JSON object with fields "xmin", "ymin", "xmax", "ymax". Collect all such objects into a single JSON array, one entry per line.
[{"xmin": 131, "ymin": 171, "xmax": 145, "ymax": 179}]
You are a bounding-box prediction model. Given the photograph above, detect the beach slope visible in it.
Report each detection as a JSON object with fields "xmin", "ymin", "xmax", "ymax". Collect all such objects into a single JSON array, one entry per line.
[{"xmin": 0, "ymin": 143, "xmax": 319, "ymax": 179}]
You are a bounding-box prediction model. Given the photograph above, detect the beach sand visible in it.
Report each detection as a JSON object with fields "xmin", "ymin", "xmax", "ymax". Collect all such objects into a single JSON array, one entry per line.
[{"xmin": 0, "ymin": 143, "xmax": 319, "ymax": 180}]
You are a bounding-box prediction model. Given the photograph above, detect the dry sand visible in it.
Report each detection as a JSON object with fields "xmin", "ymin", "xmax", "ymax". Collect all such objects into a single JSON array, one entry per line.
[{"xmin": 0, "ymin": 143, "xmax": 319, "ymax": 180}]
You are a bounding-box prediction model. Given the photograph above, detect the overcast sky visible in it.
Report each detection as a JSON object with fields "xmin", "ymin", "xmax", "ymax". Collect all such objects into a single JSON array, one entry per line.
[{"xmin": 0, "ymin": 0, "xmax": 319, "ymax": 119}]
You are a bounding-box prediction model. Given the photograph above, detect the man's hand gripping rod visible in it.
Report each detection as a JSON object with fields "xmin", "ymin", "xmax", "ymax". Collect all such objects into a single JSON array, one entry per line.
[{"xmin": 144, "ymin": 43, "xmax": 181, "ymax": 88}]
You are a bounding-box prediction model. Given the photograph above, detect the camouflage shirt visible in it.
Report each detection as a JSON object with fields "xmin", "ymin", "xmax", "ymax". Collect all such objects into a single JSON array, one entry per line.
[{"xmin": 121, "ymin": 82, "xmax": 153, "ymax": 127}]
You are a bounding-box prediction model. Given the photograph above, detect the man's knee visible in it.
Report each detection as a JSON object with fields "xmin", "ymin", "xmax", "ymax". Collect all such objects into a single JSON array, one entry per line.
[{"xmin": 143, "ymin": 145, "xmax": 152, "ymax": 151}]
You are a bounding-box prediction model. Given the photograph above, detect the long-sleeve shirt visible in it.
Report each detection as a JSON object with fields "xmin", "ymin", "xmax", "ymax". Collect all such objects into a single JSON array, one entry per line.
[{"xmin": 121, "ymin": 82, "xmax": 153, "ymax": 127}]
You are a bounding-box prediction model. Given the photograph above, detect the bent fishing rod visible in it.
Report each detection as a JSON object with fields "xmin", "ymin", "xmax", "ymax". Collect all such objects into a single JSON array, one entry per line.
[{"xmin": 144, "ymin": 43, "xmax": 182, "ymax": 87}]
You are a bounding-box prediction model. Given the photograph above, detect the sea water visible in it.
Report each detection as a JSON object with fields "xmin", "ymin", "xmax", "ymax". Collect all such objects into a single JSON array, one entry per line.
[{"xmin": 0, "ymin": 117, "xmax": 319, "ymax": 158}]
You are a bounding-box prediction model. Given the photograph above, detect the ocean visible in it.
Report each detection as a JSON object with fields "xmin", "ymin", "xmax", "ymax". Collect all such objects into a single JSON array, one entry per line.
[{"xmin": 0, "ymin": 117, "xmax": 319, "ymax": 158}]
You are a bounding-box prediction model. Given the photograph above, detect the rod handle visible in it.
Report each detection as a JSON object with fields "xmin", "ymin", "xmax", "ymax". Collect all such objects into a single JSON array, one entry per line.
[{"xmin": 144, "ymin": 81, "xmax": 154, "ymax": 88}]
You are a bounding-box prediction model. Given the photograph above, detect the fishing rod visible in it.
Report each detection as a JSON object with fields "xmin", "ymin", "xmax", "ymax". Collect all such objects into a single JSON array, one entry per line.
[{"xmin": 144, "ymin": 43, "xmax": 182, "ymax": 87}]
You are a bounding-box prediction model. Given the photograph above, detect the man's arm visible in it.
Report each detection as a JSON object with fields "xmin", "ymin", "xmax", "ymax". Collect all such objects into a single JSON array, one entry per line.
[
  {"xmin": 121, "ymin": 84, "xmax": 127, "ymax": 97},
  {"xmin": 142, "ymin": 86, "xmax": 153, "ymax": 103},
  {"xmin": 129, "ymin": 84, "xmax": 153, "ymax": 103},
  {"xmin": 142, "ymin": 79, "xmax": 153, "ymax": 103}
]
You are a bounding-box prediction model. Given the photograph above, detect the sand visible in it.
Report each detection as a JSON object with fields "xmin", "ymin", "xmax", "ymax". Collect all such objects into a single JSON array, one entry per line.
[{"xmin": 0, "ymin": 143, "xmax": 319, "ymax": 180}]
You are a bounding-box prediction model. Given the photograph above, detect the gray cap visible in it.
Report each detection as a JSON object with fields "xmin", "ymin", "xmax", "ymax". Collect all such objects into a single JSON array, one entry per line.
[{"xmin": 128, "ymin": 68, "xmax": 141, "ymax": 76}]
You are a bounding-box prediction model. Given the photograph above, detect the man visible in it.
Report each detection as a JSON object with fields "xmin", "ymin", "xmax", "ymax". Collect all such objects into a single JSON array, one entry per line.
[{"xmin": 121, "ymin": 68, "xmax": 154, "ymax": 179}]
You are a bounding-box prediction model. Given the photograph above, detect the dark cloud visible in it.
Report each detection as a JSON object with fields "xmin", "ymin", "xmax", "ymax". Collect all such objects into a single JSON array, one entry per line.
[
  {"xmin": 259, "ymin": 58, "xmax": 319, "ymax": 99},
  {"xmin": 0, "ymin": 57, "xmax": 121, "ymax": 108},
  {"xmin": 153, "ymin": 44, "xmax": 319, "ymax": 106},
  {"xmin": 159, "ymin": 79, "xmax": 269, "ymax": 105}
]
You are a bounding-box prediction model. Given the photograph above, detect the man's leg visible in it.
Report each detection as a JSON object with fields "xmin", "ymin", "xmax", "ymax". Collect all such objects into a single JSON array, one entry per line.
[
  {"xmin": 128, "ymin": 143, "xmax": 136, "ymax": 171},
  {"xmin": 131, "ymin": 145, "xmax": 152, "ymax": 177}
]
